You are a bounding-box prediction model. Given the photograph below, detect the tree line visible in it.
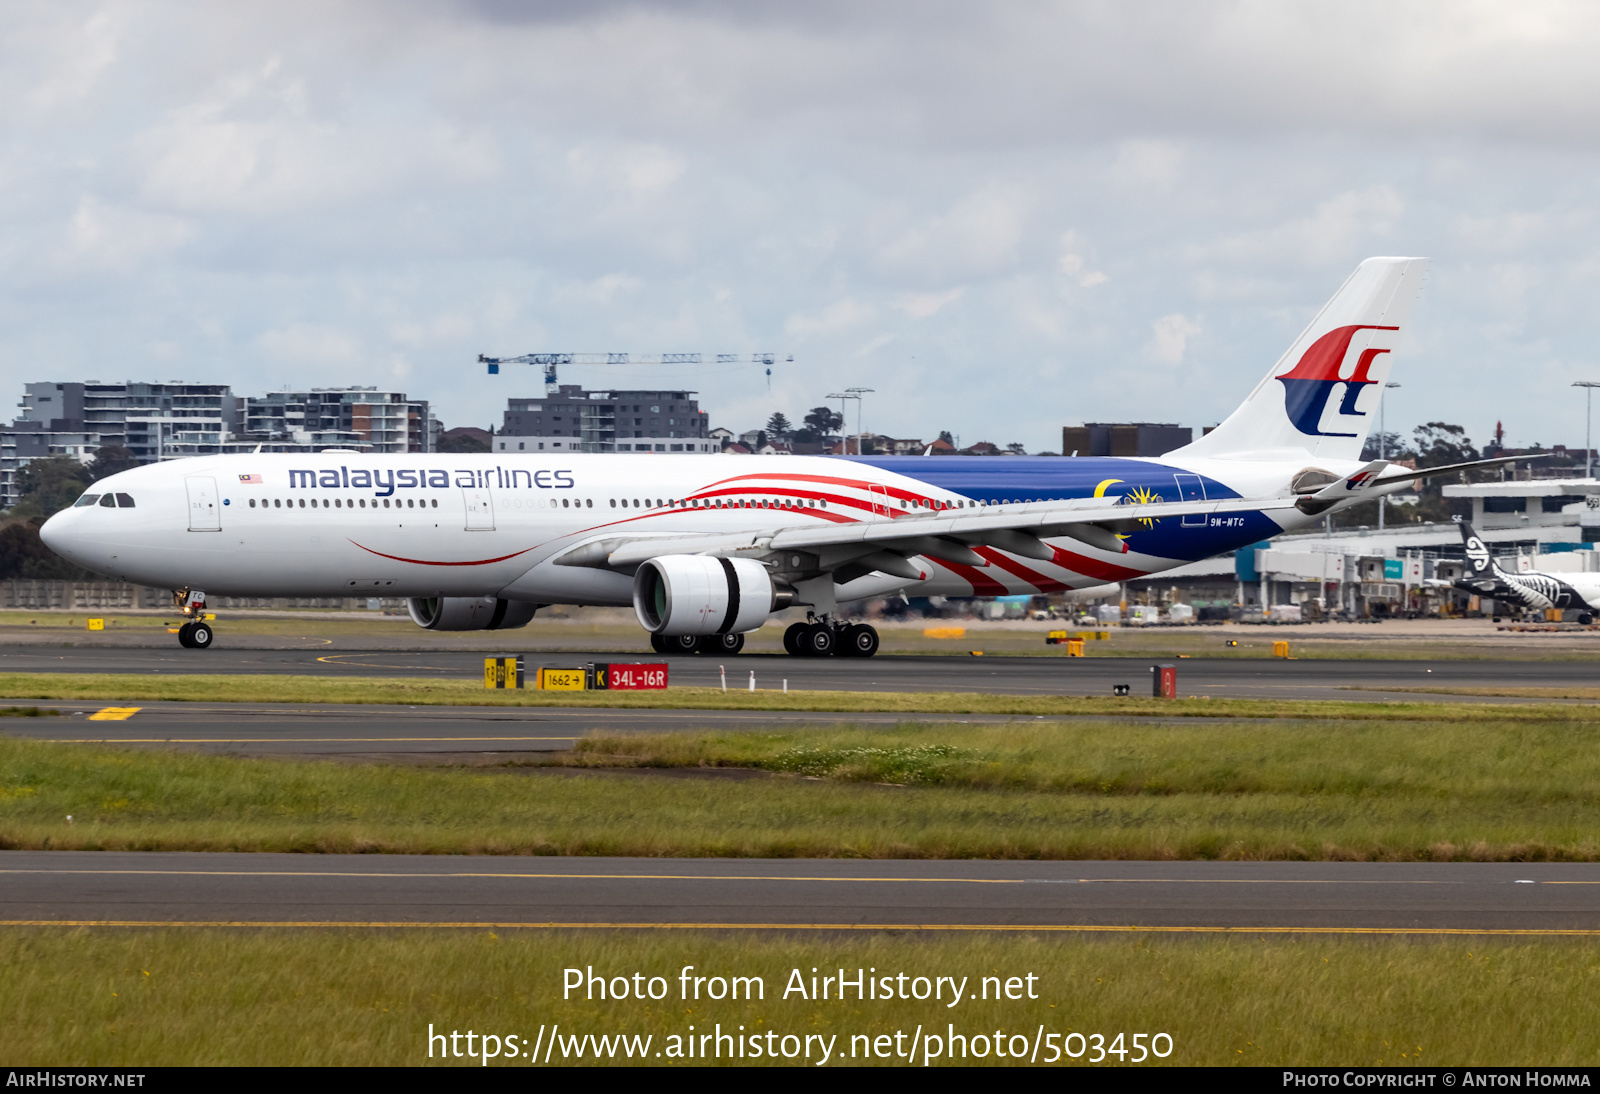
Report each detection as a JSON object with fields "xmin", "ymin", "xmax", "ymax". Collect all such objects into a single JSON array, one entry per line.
[{"xmin": 0, "ymin": 447, "xmax": 142, "ymax": 580}]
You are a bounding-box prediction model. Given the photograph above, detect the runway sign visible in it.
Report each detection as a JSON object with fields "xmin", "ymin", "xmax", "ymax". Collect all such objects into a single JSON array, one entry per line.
[
  {"xmin": 86, "ymin": 618, "xmax": 103, "ymax": 631},
  {"xmin": 1152, "ymin": 663, "xmax": 1177, "ymax": 699},
  {"xmin": 586, "ymin": 662, "xmax": 668, "ymax": 690},
  {"xmin": 537, "ymin": 667, "xmax": 587, "ymax": 691},
  {"xmin": 483, "ymin": 655, "xmax": 524, "ymax": 690}
]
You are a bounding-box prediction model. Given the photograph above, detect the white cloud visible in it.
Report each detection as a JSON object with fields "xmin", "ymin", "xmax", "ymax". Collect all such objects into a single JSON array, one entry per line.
[
  {"xmin": 1200, "ymin": 186, "xmax": 1405, "ymax": 267},
  {"xmin": 1453, "ymin": 211, "xmax": 1554, "ymax": 253},
  {"xmin": 894, "ymin": 287, "xmax": 964, "ymax": 318},
  {"xmin": 1059, "ymin": 249, "xmax": 1107, "ymax": 288},
  {"xmin": 1147, "ymin": 314, "xmax": 1203, "ymax": 365},
  {"xmin": 5, "ymin": 3, "xmax": 1600, "ymax": 448},
  {"xmin": 1110, "ymin": 140, "xmax": 1185, "ymax": 187},
  {"xmin": 59, "ymin": 196, "xmax": 192, "ymax": 273},
  {"xmin": 256, "ymin": 323, "xmax": 366, "ymax": 369},
  {"xmin": 25, "ymin": 10, "xmax": 121, "ymax": 112},
  {"xmin": 784, "ymin": 298, "xmax": 877, "ymax": 340},
  {"xmin": 873, "ymin": 186, "xmax": 1030, "ymax": 282}
]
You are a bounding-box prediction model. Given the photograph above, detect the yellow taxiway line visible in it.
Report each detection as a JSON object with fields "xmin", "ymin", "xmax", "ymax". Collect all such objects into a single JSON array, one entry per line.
[{"xmin": 40, "ymin": 736, "xmax": 579, "ymax": 743}]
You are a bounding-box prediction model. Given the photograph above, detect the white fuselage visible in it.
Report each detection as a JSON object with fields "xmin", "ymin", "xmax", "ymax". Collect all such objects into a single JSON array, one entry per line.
[{"xmin": 40, "ymin": 451, "xmax": 1345, "ymax": 606}]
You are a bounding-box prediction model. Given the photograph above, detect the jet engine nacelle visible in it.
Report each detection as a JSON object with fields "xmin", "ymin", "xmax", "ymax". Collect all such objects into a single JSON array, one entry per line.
[
  {"xmin": 632, "ymin": 555, "xmax": 776, "ymax": 635},
  {"xmin": 406, "ymin": 597, "xmax": 539, "ymax": 631}
]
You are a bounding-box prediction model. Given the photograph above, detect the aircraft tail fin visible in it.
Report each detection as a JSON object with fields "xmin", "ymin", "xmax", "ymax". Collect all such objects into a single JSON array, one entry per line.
[
  {"xmin": 1173, "ymin": 257, "xmax": 1429, "ymax": 463},
  {"xmin": 1457, "ymin": 517, "xmax": 1501, "ymax": 579}
]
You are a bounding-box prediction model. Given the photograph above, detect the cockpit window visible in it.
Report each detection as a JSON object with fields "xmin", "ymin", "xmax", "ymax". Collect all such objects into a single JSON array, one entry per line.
[
  {"xmin": 115, "ymin": 493, "xmax": 134, "ymax": 508},
  {"xmin": 73, "ymin": 494, "xmax": 101, "ymax": 507},
  {"xmin": 99, "ymin": 494, "xmax": 116, "ymax": 507}
]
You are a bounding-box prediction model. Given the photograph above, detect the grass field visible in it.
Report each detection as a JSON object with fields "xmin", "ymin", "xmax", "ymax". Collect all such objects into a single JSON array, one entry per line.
[
  {"xmin": 8, "ymin": 684, "xmax": 1600, "ymax": 1066},
  {"xmin": 10, "ymin": 715, "xmax": 1600, "ymax": 858},
  {"xmin": 1353, "ymin": 685, "xmax": 1600, "ymax": 701},
  {"xmin": 4, "ymin": 928, "xmax": 1595, "ymax": 1066}
]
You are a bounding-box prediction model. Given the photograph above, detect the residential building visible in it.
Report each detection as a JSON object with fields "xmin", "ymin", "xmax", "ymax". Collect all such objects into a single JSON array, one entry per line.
[
  {"xmin": 241, "ymin": 387, "xmax": 431, "ymax": 453},
  {"xmin": 2, "ymin": 381, "xmax": 237, "ymax": 507},
  {"xmin": 496, "ymin": 385, "xmax": 716, "ymax": 453},
  {"xmin": 1, "ymin": 380, "xmax": 433, "ymax": 509}
]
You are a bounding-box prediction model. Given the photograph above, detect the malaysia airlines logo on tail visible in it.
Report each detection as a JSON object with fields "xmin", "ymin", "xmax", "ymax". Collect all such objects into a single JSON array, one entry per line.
[{"xmin": 1276, "ymin": 324, "xmax": 1399, "ymax": 437}]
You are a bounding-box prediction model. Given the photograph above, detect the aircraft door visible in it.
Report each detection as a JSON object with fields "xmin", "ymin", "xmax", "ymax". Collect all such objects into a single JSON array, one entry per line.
[
  {"xmin": 185, "ymin": 476, "xmax": 221, "ymax": 532},
  {"xmin": 1173, "ymin": 474, "xmax": 1207, "ymax": 527},
  {"xmin": 868, "ymin": 484, "xmax": 891, "ymax": 517},
  {"xmin": 463, "ymin": 488, "xmax": 495, "ymax": 531}
]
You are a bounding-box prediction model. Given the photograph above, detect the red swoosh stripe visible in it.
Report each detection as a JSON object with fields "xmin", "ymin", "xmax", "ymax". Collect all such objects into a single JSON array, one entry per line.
[
  {"xmin": 1050, "ymin": 546, "xmax": 1147, "ymax": 582},
  {"xmin": 972, "ymin": 546, "xmax": 1071, "ymax": 593},
  {"xmin": 703, "ymin": 472, "xmax": 952, "ymax": 510},
  {"xmin": 693, "ymin": 486, "xmax": 882, "ymax": 517},
  {"xmin": 351, "ymin": 542, "xmax": 538, "ymax": 567},
  {"xmin": 929, "ymin": 557, "xmax": 1010, "ymax": 596}
]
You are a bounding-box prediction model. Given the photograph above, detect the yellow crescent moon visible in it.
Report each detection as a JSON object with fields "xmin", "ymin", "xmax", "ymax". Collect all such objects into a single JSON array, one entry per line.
[{"xmin": 1093, "ymin": 478, "xmax": 1124, "ymax": 498}]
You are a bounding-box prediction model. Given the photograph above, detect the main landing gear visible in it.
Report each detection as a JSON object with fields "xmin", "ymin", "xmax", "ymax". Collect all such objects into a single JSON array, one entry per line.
[
  {"xmin": 647, "ymin": 618, "xmax": 880, "ymax": 658},
  {"xmin": 172, "ymin": 588, "xmax": 214, "ymax": 650},
  {"xmin": 783, "ymin": 617, "xmax": 879, "ymax": 658}
]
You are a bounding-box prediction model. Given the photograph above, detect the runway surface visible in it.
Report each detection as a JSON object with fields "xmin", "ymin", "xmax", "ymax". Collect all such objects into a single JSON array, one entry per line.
[
  {"xmin": 0, "ymin": 699, "xmax": 1078, "ymax": 755},
  {"xmin": 0, "ymin": 646, "xmax": 1585, "ymax": 756},
  {"xmin": 2, "ymin": 646, "xmax": 1594, "ymax": 700},
  {"xmin": 4, "ymin": 852, "xmax": 1599, "ymax": 932}
]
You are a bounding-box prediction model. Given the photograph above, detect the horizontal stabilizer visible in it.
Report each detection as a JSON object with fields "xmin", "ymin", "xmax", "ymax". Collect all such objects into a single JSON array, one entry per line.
[{"xmin": 1369, "ymin": 454, "xmax": 1542, "ymax": 487}]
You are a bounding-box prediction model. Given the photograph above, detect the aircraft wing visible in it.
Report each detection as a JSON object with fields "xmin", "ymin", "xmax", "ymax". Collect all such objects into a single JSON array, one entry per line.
[{"xmin": 559, "ymin": 495, "xmax": 1296, "ymax": 574}]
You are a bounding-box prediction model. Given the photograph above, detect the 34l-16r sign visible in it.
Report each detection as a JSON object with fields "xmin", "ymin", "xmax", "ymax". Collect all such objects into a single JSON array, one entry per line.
[{"xmin": 587, "ymin": 662, "xmax": 668, "ymax": 690}]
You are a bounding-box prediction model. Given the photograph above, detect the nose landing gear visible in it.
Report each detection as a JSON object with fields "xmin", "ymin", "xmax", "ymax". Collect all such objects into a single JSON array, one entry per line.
[
  {"xmin": 172, "ymin": 588, "xmax": 214, "ymax": 650},
  {"xmin": 177, "ymin": 620, "xmax": 214, "ymax": 649}
]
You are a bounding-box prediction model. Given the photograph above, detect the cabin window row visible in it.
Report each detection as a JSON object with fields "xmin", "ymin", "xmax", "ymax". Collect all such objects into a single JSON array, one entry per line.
[{"xmin": 248, "ymin": 498, "xmax": 441, "ymax": 509}]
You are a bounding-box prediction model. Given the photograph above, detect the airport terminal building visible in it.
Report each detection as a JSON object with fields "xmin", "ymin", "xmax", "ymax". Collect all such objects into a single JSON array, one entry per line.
[{"xmin": 1125, "ymin": 477, "xmax": 1600, "ymax": 619}]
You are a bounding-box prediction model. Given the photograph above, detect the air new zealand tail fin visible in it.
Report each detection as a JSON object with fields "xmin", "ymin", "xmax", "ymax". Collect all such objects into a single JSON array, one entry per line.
[
  {"xmin": 1456, "ymin": 517, "xmax": 1501, "ymax": 579},
  {"xmin": 1173, "ymin": 257, "xmax": 1429, "ymax": 463}
]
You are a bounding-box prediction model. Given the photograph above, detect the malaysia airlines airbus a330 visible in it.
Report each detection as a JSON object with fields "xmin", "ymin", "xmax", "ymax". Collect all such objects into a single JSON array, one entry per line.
[{"xmin": 39, "ymin": 257, "xmax": 1519, "ymax": 655}]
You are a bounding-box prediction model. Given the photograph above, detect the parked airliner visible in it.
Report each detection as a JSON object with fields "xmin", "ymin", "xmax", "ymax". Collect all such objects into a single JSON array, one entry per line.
[
  {"xmin": 1452, "ymin": 518, "xmax": 1600, "ymax": 624},
  {"xmin": 39, "ymin": 257, "xmax": 1522, "ymax": 655}
]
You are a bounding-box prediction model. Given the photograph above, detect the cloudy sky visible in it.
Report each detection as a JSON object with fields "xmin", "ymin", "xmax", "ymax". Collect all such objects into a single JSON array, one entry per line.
[{"xmin": 5, "ymin": 1, "xmax": 1600, "ymax": 452}]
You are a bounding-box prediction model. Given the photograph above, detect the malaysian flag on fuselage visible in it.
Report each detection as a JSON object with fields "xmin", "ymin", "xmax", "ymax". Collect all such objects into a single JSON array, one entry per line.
[{"xmin": 238, "ymin": 473, "xmax": 263, "ymax": 484}]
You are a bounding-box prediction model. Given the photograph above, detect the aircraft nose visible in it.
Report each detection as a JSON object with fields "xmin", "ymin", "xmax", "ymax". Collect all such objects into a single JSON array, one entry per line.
[{"xmin": 39, "ymin": 509, "xmax": 73, "ymax": 558}]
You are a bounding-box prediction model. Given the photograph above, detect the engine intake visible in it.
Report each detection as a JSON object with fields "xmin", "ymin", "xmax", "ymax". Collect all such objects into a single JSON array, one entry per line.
[
  {"xmin": 407, "ymin": 597, "xmax": 539, "ymax": 631},
  {"xmin": 633, "ymin": 555, "xmax": 776, "ymax": 635}
]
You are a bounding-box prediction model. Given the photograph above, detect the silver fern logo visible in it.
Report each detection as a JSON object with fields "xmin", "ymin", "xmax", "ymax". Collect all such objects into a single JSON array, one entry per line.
[{"xmin": 1465, "ymin": 535, "xmax": 1491, "ymax": 572}]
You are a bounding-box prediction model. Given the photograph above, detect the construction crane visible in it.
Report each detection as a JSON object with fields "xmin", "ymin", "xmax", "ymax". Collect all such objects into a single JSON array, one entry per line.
[{"xmin": 477, "ymin": 352, "xmax": 791, "ymax": 391}]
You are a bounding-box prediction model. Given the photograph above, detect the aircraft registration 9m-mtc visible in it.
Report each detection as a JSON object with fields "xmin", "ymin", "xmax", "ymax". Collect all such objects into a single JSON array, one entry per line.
[{"xmin": 40, "ymin": 257, "xmax": 1524, "ymax": 655}]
